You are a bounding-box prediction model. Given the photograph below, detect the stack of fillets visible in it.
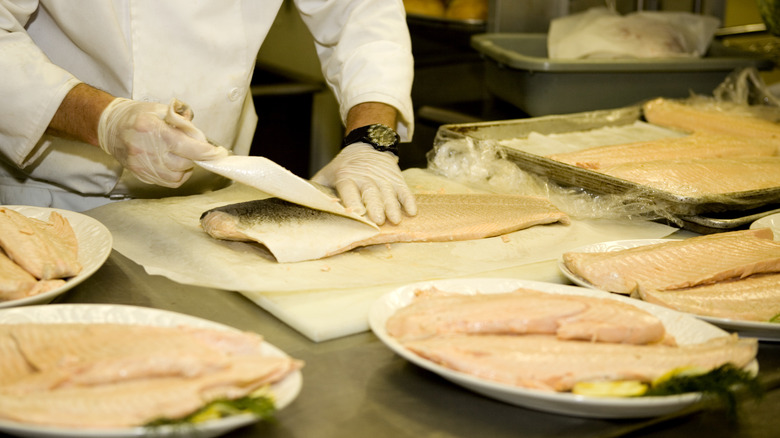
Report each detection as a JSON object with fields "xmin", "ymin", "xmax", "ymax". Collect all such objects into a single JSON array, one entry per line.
[
  {"xmin": 0, "ymin": 323, "xmax": 302, "ymax": 428},
  {"xmin": 386, "ymin": 288, "xmax": 757, "ymax": 392},
  {"xmin": 562, "ymin": 228, "xmax": 780, "ymax": 322},
  {"xmin": 0, "ymin": 208, "xmax": 82, "ymax": 301},
  {"xmin": 545, "ymin": 97, "xmax": 780, "ymax": 197}
]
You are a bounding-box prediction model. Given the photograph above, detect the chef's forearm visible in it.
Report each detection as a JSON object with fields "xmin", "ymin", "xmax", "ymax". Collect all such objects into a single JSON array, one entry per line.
[
  {"xmin": 345, "ymin": 102, "xmax": 398, "ymax": 135},
  {"xmin": 46, "ymin": 83, "xmax": 115, "ymax": 147}
]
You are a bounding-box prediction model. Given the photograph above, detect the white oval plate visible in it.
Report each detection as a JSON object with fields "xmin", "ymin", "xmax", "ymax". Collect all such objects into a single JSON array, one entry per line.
[
  {"xmin": 369, "ymin": 278, "xmax": 757, "ymax": 419},
  {"xmin": 750, "ymin": 212, "xmax": 780, "ymax": 240},
  {"xmin": 0, "ymin": 304, "xmax": 303, "ymax": 438},
  {"xmin": 0, "ymin": 206, "xmax": 112, "ymax": 308},
  {"xmin": 558, "ymin": 239, "xmax": 780, "ymax": 342}
]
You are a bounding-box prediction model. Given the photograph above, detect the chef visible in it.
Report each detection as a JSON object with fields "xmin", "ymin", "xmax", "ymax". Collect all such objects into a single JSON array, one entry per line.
[{"xmin": 0, "ymin": 0, "xmax": 417, "ymax": 225}]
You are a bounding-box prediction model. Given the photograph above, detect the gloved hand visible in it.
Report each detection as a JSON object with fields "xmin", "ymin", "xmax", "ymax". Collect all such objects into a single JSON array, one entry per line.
[
  {"xmin": 311, "ymin": 143, "xmax": 417, "ymax": 225},
  {"xmin": 97, "ymin": 98, "xmax": 227, "ymax": 187}
]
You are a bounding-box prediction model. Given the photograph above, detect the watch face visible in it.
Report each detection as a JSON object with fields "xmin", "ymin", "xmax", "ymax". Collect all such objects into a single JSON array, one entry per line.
[{"xmin": 368, "ymin": 124, "xmax": 398, "ymax": 147}]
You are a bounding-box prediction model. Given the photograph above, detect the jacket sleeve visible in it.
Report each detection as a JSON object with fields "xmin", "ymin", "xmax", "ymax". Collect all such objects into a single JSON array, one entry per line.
[
  {"xmin": 0, "ymin": 1, "xmax": 81, "ymax": 167},
  {"xmin": 294, "ymin": 0, "xmax": 414, "ymax": 141}
]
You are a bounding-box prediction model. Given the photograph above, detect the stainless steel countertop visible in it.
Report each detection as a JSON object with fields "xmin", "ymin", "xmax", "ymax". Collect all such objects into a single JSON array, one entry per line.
[{"xmin": 8, "ymin": 250, "xmax": 778, "ymax": 438}]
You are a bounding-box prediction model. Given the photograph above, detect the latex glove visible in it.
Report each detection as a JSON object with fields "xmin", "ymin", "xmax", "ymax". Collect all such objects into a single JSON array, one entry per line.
[
  {"xmin": 97, "ymin": 98, "xmax": 227, "ymax": 187},
  {"xmin": 311, "ymin": 143, "xmax": 417, "ymax": 225}
]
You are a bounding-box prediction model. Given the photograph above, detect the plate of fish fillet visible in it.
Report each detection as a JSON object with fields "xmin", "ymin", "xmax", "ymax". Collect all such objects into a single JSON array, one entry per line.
[
  {"xmin": 0, "ymin": 304, "xmax": 303, "ymax": 437},
  {"xmin": 558, "ymin": 229, "xmax": 780, "ymax": 341},
  {"xmin": 0, "ymin": 206, "xmax": 112, "ymax": 308},
  {"xmin": 369, "ymin": 278, "xmax": 758, "ymax": 419}
]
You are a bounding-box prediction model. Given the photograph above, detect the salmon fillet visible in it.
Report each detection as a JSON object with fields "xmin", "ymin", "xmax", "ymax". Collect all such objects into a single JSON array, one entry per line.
[
  {"xmin": 545, "ymin": 132, "xmax": 777, "ymax": 170},
  {"xmin": 642, "ymin": 97, "xmax": 780, "ymax": 141},
  {"xmin": 598, "ymin": 156, "xmax": 780, "ymax": 196},
  {"xmin": 0, "ymin": 251, "xmax": 65, "ymax": 301},
  {"xmin": 0, "ymin": 208, "xmax": 81, "ymax": 280},
  {"xmin": 0, "ymin": 323, "xmax": 302, "ymax": 428},
  {"xmin": 201, "ymin": 193, "xmax": 570, "ymax": 263},
  {"xmin": 562, "ymin": 228, "xmax": 780, "ymax": 294},
  {"xmin": 639, "ymin": 273, "xmax": 780, "ymax": 322},
  {"xmin": 386, "ymin": 288, "xmax": 671, "ymax": 345},
  {"xmin": 404, "ymin": 334, "xmax": 757, "ymax": 392}
]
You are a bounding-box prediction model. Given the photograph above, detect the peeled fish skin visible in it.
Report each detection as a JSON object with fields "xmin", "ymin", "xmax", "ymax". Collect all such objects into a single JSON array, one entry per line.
[
  {"xmin": 201, "ymin": 193, "xmax": 570, "ymax": 262},
  {"xmin": 563, "ymin": 228, "xmax": 780, "ymax": 294},
  {"xmin": 0, "ymin": 209, "xmax": 81, "ymax": 280},
  {"xmin": 545, "ymin": 132, "xmax": 777, "ymax": 170},
  {"xmin": 386, "ymin": 288, "xmax": 670, "ymax": 345},
  {"xmin": 643, "ymin": 97, "xmax": 780, "ymax": 142},
  {"xmin": 404, "ymin": 334, "xmax": 757, "ymax": 392},
  {"xmin": 598, "ymin": 156, "xmax": 780, "ymax": 196},
  {"xmin": 639, "ymin": 273, "xmax": 780, "ymax": 322},
  {"xmin": 200, "ymin": 197, "xmax": 381, "ymax": 263}
]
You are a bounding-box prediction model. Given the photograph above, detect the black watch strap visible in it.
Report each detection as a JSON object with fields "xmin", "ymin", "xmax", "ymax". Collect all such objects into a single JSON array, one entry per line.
[{"xmin": 342, "ymin": 124, "xmax": 400, "ymax": 155}]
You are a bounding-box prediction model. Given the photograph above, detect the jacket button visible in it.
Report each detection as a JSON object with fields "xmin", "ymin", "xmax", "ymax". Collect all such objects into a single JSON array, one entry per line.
[{"xmin": 228, "ymin": 88, "xmax": 242, "ymax": 101}]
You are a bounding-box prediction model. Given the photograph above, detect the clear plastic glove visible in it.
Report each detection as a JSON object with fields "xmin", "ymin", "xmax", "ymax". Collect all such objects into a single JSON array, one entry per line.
[
  {"xmin": 97, "ymin": 98, "xmax": 227, "ymax": 187},
  {"xmin": 311, "ymin": 143, "xmax": 417, "ymax": 225}
]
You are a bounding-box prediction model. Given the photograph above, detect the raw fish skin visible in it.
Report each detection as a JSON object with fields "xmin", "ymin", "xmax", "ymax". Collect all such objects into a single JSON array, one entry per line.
[
  {"xmin": 404, "ymin": 334, "xmax": 757, "ymax": 392},
  {"xmin": 386, "ymin": 288, "xmax": 671, "ymax": 345},
  {"xmin": 563, "ymin": 228, "xmax": 780, "ymax": 295},
  {"xmin": 639, "ymin": 273, "xmax": 780, "ymax": 322},
  {"xmin": 545, "ymin": 132, "xmax": 777, "ymax": 170},
  {"xmin": 643, "ymin": 97, "xmax": 780, "ymax": 141},
  {"xmin": 200, "ymin": 198, "xmax": 380, "ymax": 263},
  {"xmin": 0, "ymin": 323, "xmax": 302, "ymax": 428},
  {"xmin": 598, "ymin": 156, "xmax": 780, "ymax": 196},
  {"xmin": 0, "ymin": 208, "xmax": 81, "ymax": 280},
  {"xmin": 201, "ymin": 193, "xmax": 570, "ymax": 263}
]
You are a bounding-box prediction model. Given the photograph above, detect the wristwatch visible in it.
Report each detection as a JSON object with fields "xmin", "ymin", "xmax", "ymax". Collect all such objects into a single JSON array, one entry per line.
[{"xmin": 342, "ymin": 124, "xmax": 400, "ymax": 155}]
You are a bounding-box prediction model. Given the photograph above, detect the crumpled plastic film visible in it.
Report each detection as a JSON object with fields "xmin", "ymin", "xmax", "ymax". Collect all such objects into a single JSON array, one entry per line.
[
  {"xmin": 426, "ymin": 129, "xmax": 682, "ymax": 225},
  {"xmin": 713, "ymin": 67, "xmax": 780, "ymax": 110}
]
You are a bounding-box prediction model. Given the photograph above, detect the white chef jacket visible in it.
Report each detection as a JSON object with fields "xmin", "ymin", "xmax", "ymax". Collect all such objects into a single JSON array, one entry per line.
[{"xmin": 0, "ymin": 0, "xmax": 414, "ymax": 211}]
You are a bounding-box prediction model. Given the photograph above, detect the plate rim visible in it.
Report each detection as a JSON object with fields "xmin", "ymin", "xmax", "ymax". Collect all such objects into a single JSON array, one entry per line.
[{"xmin": 0, "ymin": 303, "xmax": 303, "ymax": 437}]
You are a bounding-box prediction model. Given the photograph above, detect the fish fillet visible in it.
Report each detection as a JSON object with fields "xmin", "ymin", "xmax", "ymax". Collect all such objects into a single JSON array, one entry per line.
[
  {"xmin": 545, "ymin": 132, "xmax": 777, "ymax": 170},
  {"xmin": 639, "ymin": 273, "xmax": 780, "ymax": 322},
  {"xmin": 201, "ymin": 193, "xmax": 570, "ymax": 263},
  {"xmin": 0, "ymin": 323, "xmax": 302, "ymax": 428},
  {"xmin": 598, "ymin": 157, "xmax": 780, "ymax": 196},
  {"xmin": 643, "ymin": 97, "xmax": 780, "ymax": 141},
  {"xmin": 0, "ymin": 251, "xmax": 65, "ymax": 302},
  {"xmin": 563, "ymin": 228, "xmax": 780, "ymax": 294},
  {"xmin": 404, "ymin": 334, "xmax": 757, "ymax": 392},
  {"xmin": 386, "ymin": 288, "xmax": 671, "ymax": 345},
  {"xmin": 0, "ymin": 208, "xmax": 81, "ymax": 280}
]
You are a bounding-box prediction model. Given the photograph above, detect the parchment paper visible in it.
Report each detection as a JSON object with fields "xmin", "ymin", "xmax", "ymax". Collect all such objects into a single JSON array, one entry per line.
[{"xmin": 86, "ymin": 169, "xmax": 677, "ymax": 341}]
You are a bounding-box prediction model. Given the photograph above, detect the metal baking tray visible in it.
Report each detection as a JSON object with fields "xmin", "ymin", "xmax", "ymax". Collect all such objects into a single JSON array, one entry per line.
[{"xmin": 437, "ymin": 106, "xmax": 780, "ymax": 232}]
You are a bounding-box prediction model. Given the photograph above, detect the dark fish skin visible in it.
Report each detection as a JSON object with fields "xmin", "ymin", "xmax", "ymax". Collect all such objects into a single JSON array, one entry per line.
[{"xmin": 200, "ymin": 198, "xmax": 337, "ymax": 225}]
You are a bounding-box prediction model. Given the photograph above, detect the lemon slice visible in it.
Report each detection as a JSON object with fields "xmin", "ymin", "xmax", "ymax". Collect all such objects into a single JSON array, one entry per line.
[{"xmin": 572, "ymin": 380, "xmax": 648, "ymax": 397}]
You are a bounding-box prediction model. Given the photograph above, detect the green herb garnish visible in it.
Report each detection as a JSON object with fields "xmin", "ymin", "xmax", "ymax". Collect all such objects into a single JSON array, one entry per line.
[
  {"xmin": 644, "ymin": 364, "xmax": 763, "ymax": 418},
  {"xmin": 145, "ymin": 394, "xmax": 276, "ymax": 428}
]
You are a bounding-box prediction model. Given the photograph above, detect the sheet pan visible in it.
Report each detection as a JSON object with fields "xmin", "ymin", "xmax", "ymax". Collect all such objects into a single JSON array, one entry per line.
[{"xmin": 437, "ymin": 106, "xmax": 780, "ymax": 232}]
